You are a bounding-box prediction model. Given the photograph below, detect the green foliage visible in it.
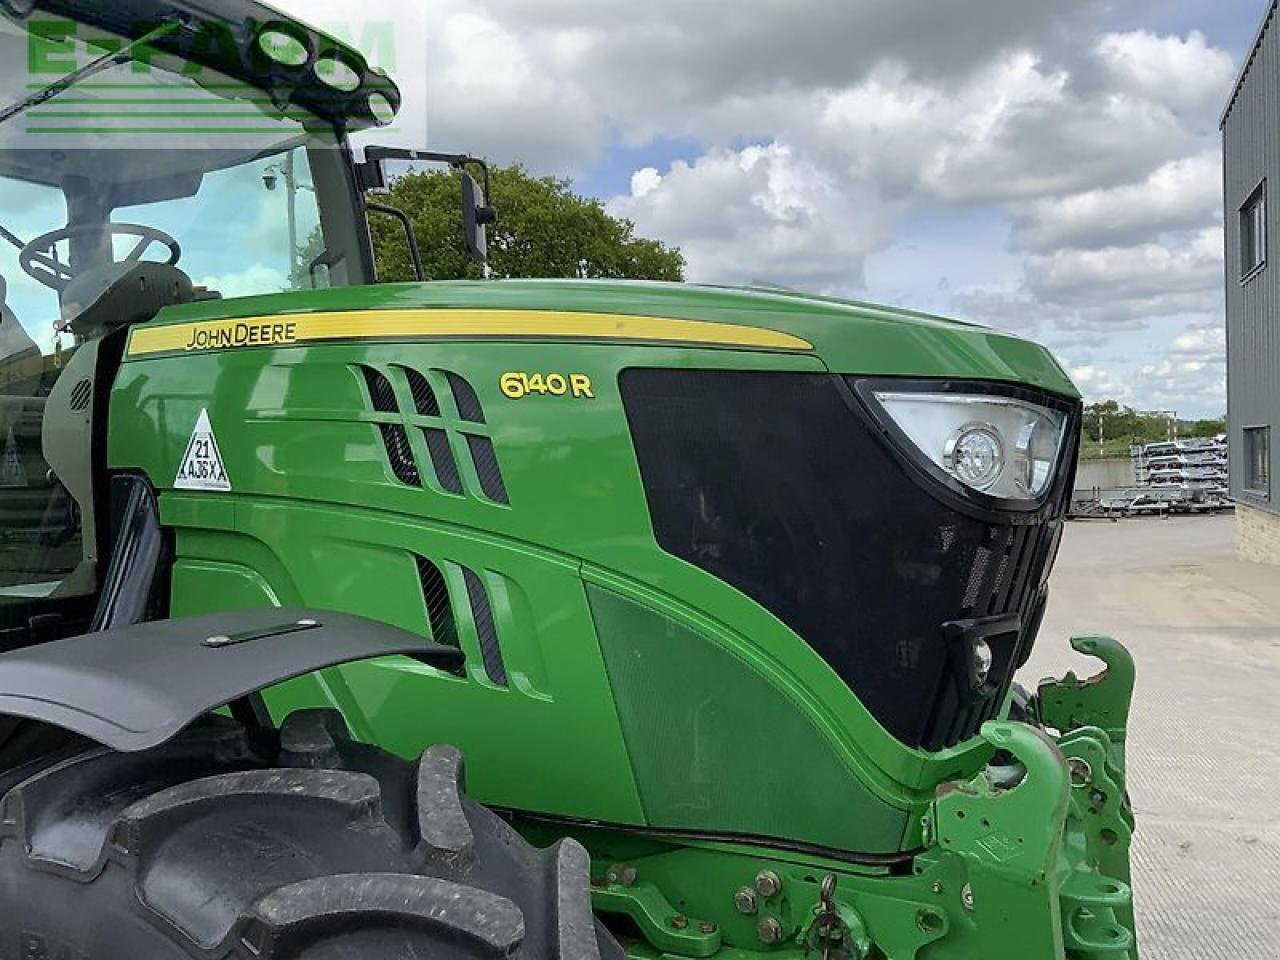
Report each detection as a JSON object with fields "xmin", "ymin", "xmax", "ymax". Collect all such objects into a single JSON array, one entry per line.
[
  {"xmin": 1079, "ymin": 399, "xmax": 1225, "ymax": 458},
  {"xmin": 368, "ymin": 164, "xmax": 685, "ymax": 283}
]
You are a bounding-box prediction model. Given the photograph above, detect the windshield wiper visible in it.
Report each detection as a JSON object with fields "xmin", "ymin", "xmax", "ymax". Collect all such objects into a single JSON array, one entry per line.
[{"xmin": 0, "ymin": 21, "xmax": 180, "ymax": 127}]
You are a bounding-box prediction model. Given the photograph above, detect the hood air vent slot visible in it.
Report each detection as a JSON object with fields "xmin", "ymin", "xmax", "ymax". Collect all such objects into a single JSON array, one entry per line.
[
  {"xmin": 414, "ymin": 554, "xmax": 464, "ymax": 676},
  {"xmin": 446, "ymin": 372, "xmax": 486, "ymax": 423},
  {"xmin": 465, "ymin": 435, "xmax": 509, "ymax": 505},
  {"xmin": 379, "ymin": 425, "xmax": 420, "ymax": 486},
  {"xmin": 424, "ymin": 428, "xmax": 464, "ymax": 495},
  {"xmin": 400, "ymin": 366, "xmax": 441, "ymax": 417},
  {"xmin": 358, "ymin": 364, "xmax": 420, "ymax": 487},
  {"xmin": 361, "ymin": 366, "xmax": 398, "ymax": 413},
  {"xmin": 462, "ymin": 567, "xmax": 507, "ymax": 687}
]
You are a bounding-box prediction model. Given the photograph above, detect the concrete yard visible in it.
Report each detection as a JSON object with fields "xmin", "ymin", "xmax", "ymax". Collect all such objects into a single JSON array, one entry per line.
[{"xmin": 1023, "ymin": 514, "xmax": 1278, "ymax": 959}]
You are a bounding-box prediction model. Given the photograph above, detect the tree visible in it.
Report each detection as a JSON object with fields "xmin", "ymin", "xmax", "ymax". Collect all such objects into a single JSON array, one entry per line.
[
  {"xmin": 368, "ymin": 164, "xmax": 685, "ymax": 283},
  {"xmin": 1082, "ymin": 399, "xmax": 1226, "ymax": 445}
]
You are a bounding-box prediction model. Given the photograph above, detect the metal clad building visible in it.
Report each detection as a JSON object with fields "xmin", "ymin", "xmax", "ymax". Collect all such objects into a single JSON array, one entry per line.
[{"xmin": 1223, "ymin": 0, "xmax": 1280, "ymax": 562}]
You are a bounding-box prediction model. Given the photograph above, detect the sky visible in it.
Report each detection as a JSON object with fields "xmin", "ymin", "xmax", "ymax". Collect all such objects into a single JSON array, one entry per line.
[
  {"xmin": 16, "ymin": 0, "xmax": 1262, "ymax": 418},
  {"xmin": 285, "ymin": 0, "xmax": 1271, "ymax": 419}
]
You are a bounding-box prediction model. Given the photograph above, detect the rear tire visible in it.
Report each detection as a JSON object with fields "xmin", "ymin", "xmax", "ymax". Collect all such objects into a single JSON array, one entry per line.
[{"xmin": 0, "ymin": 709, "xmax": 621, "ymax": 960}]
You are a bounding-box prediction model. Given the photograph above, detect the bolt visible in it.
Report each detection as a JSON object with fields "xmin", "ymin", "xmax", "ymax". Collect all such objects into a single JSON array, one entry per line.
[
  {"xmin": 605, "ymin": 871, "xmax": 619, "ymax": 885},
  {"xmin": 734, "ymin": 886, "xmax": 758, "ymax": 915},
  {"xmin": 698, "ymin": 921, "xmax": 717, "ymax": 934},
  {"xmin": 961, "ymin": 883, "xmax": 974, "ymax": 912},
  {"xmin": 757, "ymin": 915, "xmax": 784, "ymax": 945},
  {"xmin": 755, "ymin": 869, "xmax": 782, "ymax": 898},
  {"xmin": 670, "ymin": 915, "xmax": 689, "ymax": 930},
  {"xmin": 930, "ymin": 881, "xmax": 943, "ymax": 895},
  {"xmin": 619, "ymin": 865, "xmax": 638, "ymax": 887}
]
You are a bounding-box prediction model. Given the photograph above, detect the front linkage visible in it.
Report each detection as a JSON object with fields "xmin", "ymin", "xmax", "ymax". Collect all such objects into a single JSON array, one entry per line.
[
  {"xmin": 573, "ymin": 636, "xmax": 1137, "ymax": 960},
  {"xmin": 921, "ymin": 634, "xmax": 1138, "ymax": 960}
]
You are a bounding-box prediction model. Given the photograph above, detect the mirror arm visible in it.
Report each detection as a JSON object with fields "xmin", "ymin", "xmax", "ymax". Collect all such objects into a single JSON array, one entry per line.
[
  {"xmin": 361, "ymin": 146, "xmax": 491, "ymax": 195},
  {"xmin": 364, "ymin": 202, "xmax": 425, "ymax": 282}
]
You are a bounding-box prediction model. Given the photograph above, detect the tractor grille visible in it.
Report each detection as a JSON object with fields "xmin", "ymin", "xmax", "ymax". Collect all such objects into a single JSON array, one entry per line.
[{"xmin": 620, "ymin": 369, "xmax": 1078, "ymax": 750}]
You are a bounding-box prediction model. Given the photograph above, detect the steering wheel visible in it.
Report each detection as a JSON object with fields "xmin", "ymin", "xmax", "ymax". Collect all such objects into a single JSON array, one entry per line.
[{"xmin": 19, "ymin": 223, "xmax": 182, "ymax": 293}]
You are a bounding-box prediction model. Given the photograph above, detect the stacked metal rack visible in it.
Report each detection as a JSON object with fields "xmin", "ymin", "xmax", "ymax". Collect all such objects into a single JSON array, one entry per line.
[
  {"xmin": 1132, "ymin": 436, "xmax": 1229, "ymax": 498},
  {"xmin": 1070, "ymin": 436, "xmax": 1232, "ymax": 519}
]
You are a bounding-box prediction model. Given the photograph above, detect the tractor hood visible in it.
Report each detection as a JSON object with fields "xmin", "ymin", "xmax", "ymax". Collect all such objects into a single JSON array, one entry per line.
[{"xmin": 126, "ymin": 279, "xmax": 1078, "ymax": 396}]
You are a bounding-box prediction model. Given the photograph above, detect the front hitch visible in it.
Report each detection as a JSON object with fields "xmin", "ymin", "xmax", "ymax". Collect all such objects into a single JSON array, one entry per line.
[
  {"xmin": 1035, "ymin": 635, "xmax": 1135, "ymax": 771},
  {"xmin": 924, "ymin": 635, "xmax": 1138, "ymax": 960}
]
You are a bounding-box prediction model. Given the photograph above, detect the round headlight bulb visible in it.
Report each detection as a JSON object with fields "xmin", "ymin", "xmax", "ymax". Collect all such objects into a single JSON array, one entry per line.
[
  {"xmin": 971, "ymin": 638, "xmax": 993, "ymax": 686},
  {"xmin": 946, "ymin": 423, "xmax": 1005, "ymax": 491}
]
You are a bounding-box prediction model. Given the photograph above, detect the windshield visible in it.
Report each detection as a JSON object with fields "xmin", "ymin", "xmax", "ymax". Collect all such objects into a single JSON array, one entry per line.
[{"xmin": 0, "ymin": 11, "xmax": 367, "ymax": 615}]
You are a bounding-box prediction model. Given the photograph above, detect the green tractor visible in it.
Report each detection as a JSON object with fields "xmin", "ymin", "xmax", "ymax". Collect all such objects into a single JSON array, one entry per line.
[{"xmin": 0, "ymin": 2, "xmax": 1138, "ymax": 958}]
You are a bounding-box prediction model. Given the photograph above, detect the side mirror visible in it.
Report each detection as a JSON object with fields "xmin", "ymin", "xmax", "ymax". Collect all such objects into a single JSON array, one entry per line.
[
  {"xmin": 461, "ymin": 170, "xmax": 497, "ymax": 266},
  {"xmin": 358, "ymin": 146, "xmax": 497, "ymax": 273}
]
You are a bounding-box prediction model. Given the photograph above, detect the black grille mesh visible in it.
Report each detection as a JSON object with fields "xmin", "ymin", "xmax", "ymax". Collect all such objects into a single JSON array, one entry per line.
[
  {"xmin": 466, "ymin": 435, "xmax": 510, "ymax": 505},
  {"xmin": 360, "ymin": 366, "xmax": 399, "ymax": 413},
  {"xmin": 447, "ymin": 372, "xmax": 486, "ymax": 423},
  {"xmin": 463, "ymin": 568, "xmax": 507, "ymax": 686},
  {"xmin": 415, "ymin": 556, "xmax": 458, "ymax": 647},
  {"xmin": 400, "ymin": 366, "xmax": 441, "ymax": 417},
  {"xmin": 621, "ymin": 369, "xmax": 1077, "ymax": 750},
  {"xmin": 424, "ymin": 428, "xmax": 464, "ymax": 494},
  {"xmin": 378, "ymin": 424, "xmax": 420, "ymax": 486}
]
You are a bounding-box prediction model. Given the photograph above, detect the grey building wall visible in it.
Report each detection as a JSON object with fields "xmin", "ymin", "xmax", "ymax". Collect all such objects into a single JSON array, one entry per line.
[{"xmin": 1223, "ymin": 1, "xmax": 1280, "ymax": 516}]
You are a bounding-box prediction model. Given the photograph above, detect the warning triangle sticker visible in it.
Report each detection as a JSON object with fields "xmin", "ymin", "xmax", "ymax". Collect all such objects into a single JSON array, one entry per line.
[
  {"xmin": 0, "ymin": 425, "xmax": 24, "ymax": 489},
  {"xmin": 174, "ymin": 408, "xmax": 231, "ymax": 492}
]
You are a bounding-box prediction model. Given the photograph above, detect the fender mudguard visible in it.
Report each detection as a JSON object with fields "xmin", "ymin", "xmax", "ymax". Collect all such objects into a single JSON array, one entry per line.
[{"xmin": 0, "ymin": 608, "xmax": 461, "ymax": 752}]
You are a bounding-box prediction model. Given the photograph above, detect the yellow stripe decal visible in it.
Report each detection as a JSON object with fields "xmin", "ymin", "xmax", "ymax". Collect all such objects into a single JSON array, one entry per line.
[{"xmin": 126, "ymin": 309, "xmax": 813, "ymax": 356}]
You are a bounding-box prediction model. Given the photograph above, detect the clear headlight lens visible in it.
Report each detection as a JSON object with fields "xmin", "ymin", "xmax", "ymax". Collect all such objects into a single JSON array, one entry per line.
[{"xmin": 873, "ymin": 391, "xmax": 1067, "ymax": 500}]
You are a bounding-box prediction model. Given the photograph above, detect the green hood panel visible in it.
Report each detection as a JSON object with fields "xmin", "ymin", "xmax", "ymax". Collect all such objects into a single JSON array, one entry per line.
[{"xmin": 138, "ymin": 279, "xmax": 1077, "ymax": 396}]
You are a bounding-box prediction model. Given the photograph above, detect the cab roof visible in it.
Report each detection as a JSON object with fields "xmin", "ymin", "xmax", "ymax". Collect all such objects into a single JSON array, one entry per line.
[{"xmin": 8, "ymin": 0, "xmax": 399, "ymax": 132}]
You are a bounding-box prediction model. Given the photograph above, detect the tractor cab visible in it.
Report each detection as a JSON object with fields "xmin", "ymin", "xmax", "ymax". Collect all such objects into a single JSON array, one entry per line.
[{"xmin": 0, "ymin": 2, "xmax": 394, "ymax": 645}]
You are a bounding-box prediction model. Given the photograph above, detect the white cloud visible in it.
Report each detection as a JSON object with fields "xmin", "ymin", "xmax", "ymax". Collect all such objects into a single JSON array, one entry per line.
[
  {"xmin": 630, "ymin": 168, "xmax": 662, "ymax": 199},
  {"xmin": 1133, "ymin": 356, "xmax": 1227, "ymax": 415},
  {"xmin": 608, "ymin": 143, "xmax": 881, "ymax": 289},
  {"xmin": 1069, "ymin": 363, "xmax": 1134, "ymax": 403},
  {"xmin": 1168, "ymin": 321, "xmax": 1227, "ymax": 363},
  {"xmin": 1025, "ymin": 227, "xmax": 1224, "ymax": 313},
  {"xmin": 1096, "ymin": 29, "xmax": 1236, "ymax": 115},
  {"xmin": 1012, "ymin": 153, "xmax": 1222, "ymax": 252}
]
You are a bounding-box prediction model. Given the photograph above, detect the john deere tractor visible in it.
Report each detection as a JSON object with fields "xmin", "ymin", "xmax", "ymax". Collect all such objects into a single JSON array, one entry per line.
[{"xmin": 0, "ymin": 2, "xmax": 1138, "ymax": 958}]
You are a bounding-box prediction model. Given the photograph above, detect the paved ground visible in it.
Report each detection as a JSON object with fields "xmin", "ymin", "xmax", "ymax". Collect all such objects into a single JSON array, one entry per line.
[{"xmin": 1023, "ymin": 514, "xmax": 1278, "ymax": 959}]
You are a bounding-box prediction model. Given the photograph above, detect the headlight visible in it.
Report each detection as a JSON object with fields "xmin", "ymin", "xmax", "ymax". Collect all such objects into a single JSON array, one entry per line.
[{"xmin": 871, "ymin": 391, "xmax": 1068, "ymax": 500}]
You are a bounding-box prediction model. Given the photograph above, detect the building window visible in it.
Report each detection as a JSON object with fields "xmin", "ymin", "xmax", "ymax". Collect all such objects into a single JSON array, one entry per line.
[
  {"xmin": 1244, "ymin": 426, "xmax": 1270, "ymax": 494},
  {"xmin": 1241, "ymin": 182, "xmax": 1267, "ymax": 278}
]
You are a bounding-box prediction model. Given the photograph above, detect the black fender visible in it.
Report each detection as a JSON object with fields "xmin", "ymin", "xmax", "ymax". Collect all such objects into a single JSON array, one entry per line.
[{"xmin": 0, "ymin": 608, "xmax": 462, "ymax": 752}]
